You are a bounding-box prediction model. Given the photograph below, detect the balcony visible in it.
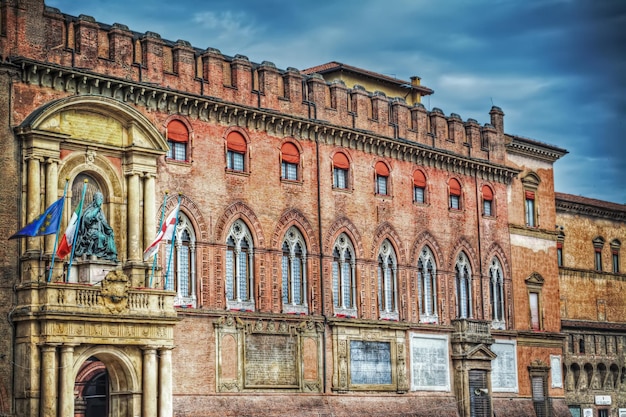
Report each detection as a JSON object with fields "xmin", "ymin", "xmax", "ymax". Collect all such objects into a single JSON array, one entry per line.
[
  {"xmin": 14, "ymin": 281, "xmax": 177, "ymax": 319},
  {"xmin": 451, "ymin": 318, "xmax": 494, "ymax": 344}
]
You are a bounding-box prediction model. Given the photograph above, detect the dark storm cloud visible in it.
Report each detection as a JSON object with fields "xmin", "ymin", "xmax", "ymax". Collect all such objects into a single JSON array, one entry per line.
[{"xmin": 46, "ymin": 0, "xmax": 626, "ymax": 202}]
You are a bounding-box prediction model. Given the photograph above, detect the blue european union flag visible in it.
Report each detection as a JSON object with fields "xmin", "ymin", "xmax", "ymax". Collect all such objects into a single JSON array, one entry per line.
[{"xmin": 9, "ymin": 197, "xmax": 65, "ymax": 239}]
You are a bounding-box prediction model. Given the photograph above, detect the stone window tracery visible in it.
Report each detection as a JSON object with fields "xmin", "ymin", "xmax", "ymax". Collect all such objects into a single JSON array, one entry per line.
[
  {"xmin": 377, "ymin": 239, "xmax": 398, "ymax": 320},
  {"xmin": 164, "ymin": 212, "xmax": 196, "ymax": 308},
  {"xmin": 417, "ymin": 246, "xmax": 438, "ymax": 324},
  {"xmin": 225, "ymin": 219, "xmax": 255, "ymax": 311},
  {"xmin": 281, "ymin": 226, "xmax": 307, "ymax": 314},
  {"xmin": 332, "ymin": 233, "xmax": 357, "ymax": 317},
  {"xmin": 490, "ymin": 257, "xmax": 505, "ymax": 330},
  {"xmin": 455, "ymin": 251, "xmax": 472, "ymax": 319}
]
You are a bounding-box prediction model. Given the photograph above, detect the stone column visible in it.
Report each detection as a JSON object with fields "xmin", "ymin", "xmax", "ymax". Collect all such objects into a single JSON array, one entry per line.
[
  {"xmin": 142, "ymin": 347, "xmax": 157, "ymax": 417},
  {"xmin": 158, "ymin": 347, "xmax": 173, "ymax": 417},
  {"xmin": 44, "ymin": 159, "xmax": 59, "ymax": 254},
  {"xmin": 128, "ymin": 173, "xmax": 141, "ymax": 262},
  {"xmin": 143, "ymin": 175, "xmax": 156, "ymax": 262},
  {"xmin": 40, "ymin": 344, "xmax": 59, "ymax": 417},
  {"xmin": 58, "ymin": 344, "xmax": 76, "ymax": 417},
  {"xmin": 26, "ymin": 156, "xmax": 41, "ymax": 252}
]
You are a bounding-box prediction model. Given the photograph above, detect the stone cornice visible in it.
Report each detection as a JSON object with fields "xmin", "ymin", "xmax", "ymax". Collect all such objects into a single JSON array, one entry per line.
[
  {"xmin": 556, "ymin": 195, "xmax": 626, "ymax": 222},
  {"xmin": 509, "ymin": 223, "xmax": 559, "ymax": 240},
  {"xmin": 561, "ymin": 319, "xmax": 626, "ymax": 332},
  {"xmin": 13, "ymin": 57, "xmax": 520, "ymax": 185},
  {"xmin": 516, "ymin": 330, "xmax": 566, "ymax": 347},
  {"xmin": 506, "ymin": 134, "xmax": 568, "ymax": 163}
]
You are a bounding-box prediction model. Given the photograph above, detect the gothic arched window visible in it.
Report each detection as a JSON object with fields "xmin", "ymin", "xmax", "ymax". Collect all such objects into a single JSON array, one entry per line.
[
  {"xmin": 418, "ymin": 246, "xmax": 438, "ymax": 324},
  {"xmin": 282, "ymin": 226, "xmax": 307, "ymax": 314},
  {"xmin": 490, "ymin": 257, "xmax": 505, "ymax": 329},
  {"xmin": 164, "ymin": 212, "xmax": 196, "ymax": 308},
  {"xmin": 332, "ymin": 233, "xmax": 357, "ymax": 317},
  {"xmin": 378, "ymin": 239, "xmax": 398, "ymax": 320},
  {"xmin": 225, "ymin": 219, "xmax": 255, "ymax": 311},
  {"xmin": 455, "ymin": 251, "xmax": 472, "ymax": 318}
]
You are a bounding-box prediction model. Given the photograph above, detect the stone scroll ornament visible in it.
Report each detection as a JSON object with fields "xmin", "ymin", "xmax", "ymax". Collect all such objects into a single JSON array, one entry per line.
[{"xmin": 74, "ymin": 191, "xmax": 118, "ymax": 261}]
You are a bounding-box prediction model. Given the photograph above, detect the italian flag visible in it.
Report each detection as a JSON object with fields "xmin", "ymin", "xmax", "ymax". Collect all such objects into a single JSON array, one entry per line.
[{"xmin": 56, "ymin": 200, "xmax": 83, "ymax": 259}]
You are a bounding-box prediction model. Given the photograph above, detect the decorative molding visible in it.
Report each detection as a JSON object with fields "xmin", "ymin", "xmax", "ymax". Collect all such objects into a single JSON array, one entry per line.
[{"xmin": 15, "ymin": 57, "xmax": 520, "ymax": 185}]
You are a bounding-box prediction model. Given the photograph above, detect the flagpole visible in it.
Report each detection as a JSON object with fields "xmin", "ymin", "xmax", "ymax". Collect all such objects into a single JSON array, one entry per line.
[
  {"xmin": 150, "ymin": 191, "xmax": 169, "ymax": 288},
  {"xmin": 66, "ymin": 179, "xmax": 88, "ymax": 283},
  {"xmin": 164, "ymin": 193, "xmax": 182, "ymax": 291},
  {"xmin": 47, "ymin": 178, "xmax": 69, "ymax": 283}
]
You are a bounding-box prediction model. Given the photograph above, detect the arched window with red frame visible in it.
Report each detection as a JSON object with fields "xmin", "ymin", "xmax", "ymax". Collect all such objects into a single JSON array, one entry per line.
[
  {"xmin": 413, "ymin": 170, "xmax": 427, "ymax": 204},
  {"xmin": 166, "ymin": 120, "xmax": 189, "ymax": 162},
  {"xmin": 281, "ymin": 142, "xmax": 300, "ymax": 181},
  {"xmin": 449, "ymin": 178, "xmax": 462, "ymax": 210},
  {"xmin": 332, "ymin": 152, "xmax": 350, "ymax": 189},
  {"xmin": 226, "ymin": 131, "xmax": 247, "ymax": 172},
  {"xmin": 482, "ymin": 185, "xmax": 494, "ymax": 216},
  {"xmin": 375, "ymin": 161, "xmax": 390, "ymax": 195}
]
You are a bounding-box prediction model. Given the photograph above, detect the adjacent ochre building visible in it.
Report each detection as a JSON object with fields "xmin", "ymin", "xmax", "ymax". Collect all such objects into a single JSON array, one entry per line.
[
  {"xmin": 556, "ymin": 193, "xmax": 626, "ymax": 417},
  {"xmin": 0, "ymin": 1, "xmax": 623, "ymax": 417}
]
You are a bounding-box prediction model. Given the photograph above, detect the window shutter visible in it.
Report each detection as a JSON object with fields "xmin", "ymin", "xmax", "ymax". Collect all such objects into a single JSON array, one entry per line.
[
  {"xmin": 375, "ymin": 161, "xmax": 389, "ymax": 176},
  {"xmin": 226, "ymin": 132, "xmax": 247, "ymax": 152},
  {"xmin": 167, "ymin": 120, "xmax": 189, "ymax": 143},
  {"xmin": 333, "ymin": 152, "xmax": 350, "ymax": 169},
  {"xmin": 413, "ymin": 170, "xmax": 427, "ymax": 187},
  {"xmin": 449, "ymin": 178, "xmax": 461, "ymax": 196},
  {"xmin": 281, "ymin": 142, "xmax": 300, "ymax": 164},
  {"xmin": 482, "ymin": 185, "xmax": 493, "ymax": 200},
  {"xmin": 525, "ymin": 190, "xmax": 535, "ymax": 200}
]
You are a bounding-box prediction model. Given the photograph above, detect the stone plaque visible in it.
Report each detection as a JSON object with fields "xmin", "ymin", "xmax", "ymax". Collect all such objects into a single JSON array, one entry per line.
[
  {"xmin": 410, "ymin": 333, "xmax": 450, "ymax": 391},
  {"xmin": 349, "ymin": 340, "xmax": 392, "ymax": 385},
  {"xmin": 244, "ymin": 334, "xmax": 298, "ymax": 388},
  {"xmin": 491, "ymin": 341, "xmax": 518, "ymax": 392},
  {"xmin": 550, "ymin": 355, "xmax": 562, "ymax": 388}
]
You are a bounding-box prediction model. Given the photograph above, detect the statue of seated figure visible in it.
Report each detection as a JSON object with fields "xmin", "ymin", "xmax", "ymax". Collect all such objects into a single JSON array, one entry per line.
[{"xmin": 74, "ymin": 192, "xmax": 118, "ymax": 261}]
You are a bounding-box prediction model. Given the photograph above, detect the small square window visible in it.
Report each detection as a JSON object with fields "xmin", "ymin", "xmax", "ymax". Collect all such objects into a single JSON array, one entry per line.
[
  {"xmin": 167, "ymin": 141, "xmax": 187, "ymax": 161},
  {"xmin": 414, "ymin": 186, "xmax": 425, "ymax": 204},
  {"xmin": 281, "ymin": 161, "xmax": 298, "ymax": 180},
  {"xmin": 450, "ymin": 195, "xmax": 460, "ymax": 210},
  {"xmin": 483, "ymin": 200, "xmax": 492, "ymax": 216},
  {"xmin": 334, "ymin": 167, "xmax": 348, "ymax": 189},
  {"xmin": 376, "ymin": 175, "xmax": 388, "ymax": 195},
  {"xmin": 227, "ymin": 150, "xmax": 245, "ymax": 171}
]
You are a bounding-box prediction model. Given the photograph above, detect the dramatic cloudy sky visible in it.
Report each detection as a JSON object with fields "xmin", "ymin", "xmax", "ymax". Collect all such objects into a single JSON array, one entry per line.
[{"xmin": 47, "ymin": 0, "xmax": 626, "ymax": 204}]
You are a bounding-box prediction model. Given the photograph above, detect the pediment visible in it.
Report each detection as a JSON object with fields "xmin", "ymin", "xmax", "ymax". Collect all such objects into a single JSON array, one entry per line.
[
  {"xmin": 525, "ymin": 272, "xmax": 544, "ymax": 286},
  {"xmin": 465, "ymin": 344, "xmax": 497, "ymax": 361}
]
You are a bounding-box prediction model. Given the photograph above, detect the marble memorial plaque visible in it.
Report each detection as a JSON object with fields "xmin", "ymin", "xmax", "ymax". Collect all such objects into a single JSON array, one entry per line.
[
  {"xmin": 244, "ymin": 334, "xmax": 298, "ymax": 388},
  {"xmin": 410, "ymin": 333, "xmax": 450, "ymax": 391},
  {"xmin": 491, "ymin": 341, "xmax": 518, "ymax": 392},
  {"xmin": 349, "ymin": 340, "xmax": 392, "ymax": 385}
]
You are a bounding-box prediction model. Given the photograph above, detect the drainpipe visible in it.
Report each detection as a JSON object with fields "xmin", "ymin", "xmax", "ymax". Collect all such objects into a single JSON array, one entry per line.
[{"xmin": 314, "ymin": 128, "xmax": 328, "ymax": 392}]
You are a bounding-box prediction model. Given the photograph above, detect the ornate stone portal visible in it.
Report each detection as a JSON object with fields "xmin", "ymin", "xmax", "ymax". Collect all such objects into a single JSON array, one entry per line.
[{"xmin": 12, "ymin": 270, "xmax": 178, "ymax": 417}]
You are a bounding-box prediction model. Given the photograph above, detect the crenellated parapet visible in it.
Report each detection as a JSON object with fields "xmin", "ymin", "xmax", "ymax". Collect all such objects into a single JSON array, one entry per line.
[
  {"xmin": 14, "ymin": 56, "xmax": 520, "ymax": 184},
  {"xmin": 0, "ymin": 3, "xmax": 516, "ymax": 171}
]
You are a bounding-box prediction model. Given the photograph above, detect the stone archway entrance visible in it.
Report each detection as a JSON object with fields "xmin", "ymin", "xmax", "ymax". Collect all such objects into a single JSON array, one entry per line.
[{"xmin": 75, "ymin": 357, "xmax": 109, "ymax": 417}]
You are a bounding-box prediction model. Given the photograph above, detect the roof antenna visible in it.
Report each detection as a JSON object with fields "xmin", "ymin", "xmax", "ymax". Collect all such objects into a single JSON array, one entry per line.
[{"xmin": 490, "ymin": 97, "xmax": 494, "ymax": 106}]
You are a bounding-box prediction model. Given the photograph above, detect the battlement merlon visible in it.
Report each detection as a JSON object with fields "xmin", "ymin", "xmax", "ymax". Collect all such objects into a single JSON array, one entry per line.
[{"xmin": 0, "ymin": 0, "xmax": 561, "ymax": 166}]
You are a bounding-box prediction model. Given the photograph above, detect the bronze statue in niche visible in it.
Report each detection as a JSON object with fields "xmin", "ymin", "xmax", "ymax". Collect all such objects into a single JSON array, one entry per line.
[{"xmin": 75, "ymin": 191, "xmax": 118, "ymax": 261}]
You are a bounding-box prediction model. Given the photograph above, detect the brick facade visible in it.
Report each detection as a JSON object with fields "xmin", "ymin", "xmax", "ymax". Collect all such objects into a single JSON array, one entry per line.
[{"xmin": 0, "ymin": 1, "xmax": 618, "ymax": 416}]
